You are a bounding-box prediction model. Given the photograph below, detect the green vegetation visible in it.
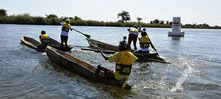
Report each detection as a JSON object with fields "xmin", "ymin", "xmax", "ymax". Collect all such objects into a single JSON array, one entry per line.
[{"xmin": 0, "ymin": 9, "xmax": 220, "ymax": 29}]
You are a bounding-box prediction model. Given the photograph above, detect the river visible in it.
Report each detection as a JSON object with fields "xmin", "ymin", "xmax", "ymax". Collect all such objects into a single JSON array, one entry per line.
[{"xmin": 0, "ymin": 24, "xmax": 221, "ymax": 99}]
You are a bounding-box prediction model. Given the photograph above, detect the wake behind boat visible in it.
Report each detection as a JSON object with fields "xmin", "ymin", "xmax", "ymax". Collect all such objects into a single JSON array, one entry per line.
[
  {"xmin": 20, "ymin": 36, "xmax": 72, "ymax": 52},
  {"xmin": 46, "ymin": 46, "xmax": 129, "ymax": 89},
  {"xmin": 83, "ymin": 38, "xmax": 169, "ymax": 63}
]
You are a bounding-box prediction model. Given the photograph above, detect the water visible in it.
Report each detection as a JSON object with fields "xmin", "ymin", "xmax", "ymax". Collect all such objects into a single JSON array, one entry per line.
[{"xmin": 0, "ymin": 24, "xmax": 221, "ymax": 99}]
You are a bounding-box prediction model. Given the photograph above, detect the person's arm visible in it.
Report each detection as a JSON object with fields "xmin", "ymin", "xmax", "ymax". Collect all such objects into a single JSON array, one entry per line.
[
  {"xmin": 127, "ymin": 27, "xmax": 131, "ymax": 32},
  {"xmin": 54, "ymin": 19, "xmax": 60, "ymax": 24},
  {"xmin": 99, "ymin": 50, "xmax": 108, "ymax": 60},
  {"xmin": 70, "ymin": 26, "xmax": 73, "ymax": 31},
  {"xmin": 149, "ymin": 40, "xmax": 156, "ymax": 51}
]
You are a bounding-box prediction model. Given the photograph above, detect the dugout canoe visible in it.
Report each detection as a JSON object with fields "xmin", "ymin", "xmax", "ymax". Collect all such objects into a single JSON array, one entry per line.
[
  {"xmin": 46, "ymin": 46, "xmax": 128, "ymax": 89},
  {"xmin": 85, "ymin": 38, "xmax": 169, "ymax": 63},
  {"xmin": 20, "ymin": 36, "xmax": 72, "ymax": 52}
]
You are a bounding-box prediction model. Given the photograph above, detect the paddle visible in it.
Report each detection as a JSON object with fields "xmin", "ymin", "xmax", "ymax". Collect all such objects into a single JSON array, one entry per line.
[
  {"xmin": 53, "ymin": 18, "xmax": 91, "ymax": 38},
  {"xmin": 71, "ymin": 28, "xmax": 91, "ymax": 38},
  {"xmin": 148, "ymin": 36, "xmax": 159, "ymax": 57},
  {"xmin": 98, "ymin": 49, "xmax": 109, "ymax": 60}
]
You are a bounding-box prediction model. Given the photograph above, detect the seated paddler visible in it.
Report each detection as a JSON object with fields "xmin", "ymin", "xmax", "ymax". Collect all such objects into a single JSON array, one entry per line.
[
  {"xmin": 95, "ymin": 36, "xmax": 138, "ymax": 90},
  {"xmin": 37, "ymin": 31, "xmax": 51, "ymax": 49},
  {"xmin": 135, "ymin": 28, "xmax": 157, "ymax": 53}
]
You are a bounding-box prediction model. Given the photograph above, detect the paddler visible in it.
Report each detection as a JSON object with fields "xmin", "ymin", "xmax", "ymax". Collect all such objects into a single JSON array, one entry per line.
[
  {"xmin": 127, "ymin": 25, "xmax": 139, "ymax": 50},
  {"xmin": 135, "ymin": 28, "xmax": 157, "ymax": 53},
  {"xmin": 95, "ymin": 36, "xmax": 138, "ymax": 90},
  {"xmin": 55, "ymin": 19, "xmax": 73, "ymax": 47},
  {"xmin": 37, "ymin": 31, "xmax": 50, "ymax": 49}
]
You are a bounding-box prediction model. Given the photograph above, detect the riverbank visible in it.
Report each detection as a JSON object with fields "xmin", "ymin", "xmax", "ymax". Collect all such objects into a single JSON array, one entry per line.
[{"xmin": 0, "ymin": 15, "xmax": 220, "ymax": 29}]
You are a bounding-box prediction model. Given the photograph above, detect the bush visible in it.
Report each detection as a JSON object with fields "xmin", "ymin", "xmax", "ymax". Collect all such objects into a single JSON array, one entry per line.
[
  {"xmin": 13, "ymin": 15, "xmax": 34, "ymax": 24},
  {"xmin": 34, "ymin": 17, "xmax": 46, "ymax": 25}
]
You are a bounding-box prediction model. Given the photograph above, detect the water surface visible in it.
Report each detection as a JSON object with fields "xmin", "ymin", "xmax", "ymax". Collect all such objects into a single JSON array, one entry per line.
[{"xmin": 0, "ymin": 24, "xmax": 221, "ymax": 99}]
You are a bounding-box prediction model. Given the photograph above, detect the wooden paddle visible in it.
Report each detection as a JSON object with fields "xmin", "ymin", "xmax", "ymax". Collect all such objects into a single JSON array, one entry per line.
[
  {"xmin": 71, "ymin": 28, "xmax": 91, "ymax": 38},
  {"xmin": 53, "ymin": 18, "xmax": 91, "ymax": 38},
  {"xmin": 149, "ymin": 38, "xmax": 159, "ymax": 57}
]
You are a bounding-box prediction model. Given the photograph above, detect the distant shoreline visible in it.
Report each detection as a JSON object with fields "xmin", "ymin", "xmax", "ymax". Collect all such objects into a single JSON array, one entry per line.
[
  {"xmin": 1, "ymin": 23, "xmax": 221, "ymax": 30},
  {"xmin": 0, "ymin": 15, "xmax": 220, "ymax": 29}
]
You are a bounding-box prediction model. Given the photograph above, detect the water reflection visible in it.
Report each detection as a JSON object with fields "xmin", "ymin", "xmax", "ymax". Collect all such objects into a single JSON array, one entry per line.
[{"xmin": 170, "ymin": 36, "xmax": 183, "ymax": 40}]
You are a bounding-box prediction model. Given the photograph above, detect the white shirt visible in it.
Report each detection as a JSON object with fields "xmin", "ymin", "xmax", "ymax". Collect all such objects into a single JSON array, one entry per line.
[{"xmin": 141, "ymin": 48, "xmax": 149, "ymax": 51}]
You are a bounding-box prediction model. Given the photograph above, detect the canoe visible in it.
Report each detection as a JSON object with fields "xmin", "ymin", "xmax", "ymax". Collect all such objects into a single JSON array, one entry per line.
[
  {"xmin": 20, "ymin": 36, "xmax": 72, "ymax": 52},
  {"xmin": 85, "ymin": 38, "xmax": 169, "ymax": 63},
  {"xmin": 46, "ymin": 46, "xmax": 127, "ymax": 89}
]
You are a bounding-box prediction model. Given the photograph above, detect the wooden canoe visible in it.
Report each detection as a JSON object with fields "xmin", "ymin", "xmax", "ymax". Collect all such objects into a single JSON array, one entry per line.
[
  {"xmin": 46, "ymin": 46, "xmax": 126, "ymax": 89},
  {"xmin": 85, "ymin": 38, "xmax": 169, "ymax": 63},
  {"xmin": 20, "ymin": 36, "xmax": 72, "ymax": 52}
]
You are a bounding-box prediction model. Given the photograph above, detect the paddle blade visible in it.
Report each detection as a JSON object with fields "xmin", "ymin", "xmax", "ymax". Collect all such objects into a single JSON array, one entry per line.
[{"xmin": 85, "ymin": 34, "xmax": 91, "ymax": 38}]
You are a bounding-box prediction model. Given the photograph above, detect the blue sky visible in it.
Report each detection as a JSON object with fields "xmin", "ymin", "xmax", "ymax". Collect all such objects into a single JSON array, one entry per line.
[{"xmin": 1, "ymin": 0, "xmax": 221, "ymax": 26}]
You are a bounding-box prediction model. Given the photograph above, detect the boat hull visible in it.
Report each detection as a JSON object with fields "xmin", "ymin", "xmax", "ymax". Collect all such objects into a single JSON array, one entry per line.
[
  {"xmin": 46, "ymin": 46, "xmax": 123, "ymax": 88},
  {"xmin": 85, "ymin": 38, "xmax": 169, "ymax": 63},
  {"xmin": 20, "ymin": 36, "xmax": 72, "ymax": 52}
]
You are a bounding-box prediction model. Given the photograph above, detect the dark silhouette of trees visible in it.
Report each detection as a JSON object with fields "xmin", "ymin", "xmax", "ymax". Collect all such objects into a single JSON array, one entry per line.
[
  {"xmin": 46, "ymin": 14, "xmax": 58, "ymax": 19},
  {"xmin": 137, "ymin": 17, "xmax": 142, "ymax": 23},
  {"xmin": 153, "ymin": 19, "xmax": 160, "ymax": 24},
  {"xmin": 117, "ymin": 11, "xmax": 130, "ymax": 23},
  {"xmin": 74, "ymin": 16, "xmax": 81, "ymax": 21},
  {"xmin": 160, "ymin": 20, "xmax": 164, "ymax": 24},
  {"xmin": 0, "ymin": 9, "xmax": 7, "ymax": 16},
  {"xmin": 0, "ymin": 9, "xmax": 220, "ymax": 29}
]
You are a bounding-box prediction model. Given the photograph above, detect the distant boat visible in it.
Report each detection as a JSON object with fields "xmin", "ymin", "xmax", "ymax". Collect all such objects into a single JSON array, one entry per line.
[{"xmin": 168, "ymin": 17, "xmax": 185, "ymax": 37}]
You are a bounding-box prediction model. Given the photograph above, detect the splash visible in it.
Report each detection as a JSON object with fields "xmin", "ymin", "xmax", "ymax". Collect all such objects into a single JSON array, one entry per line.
[{"xmin": 171, "ymin": 57, "xmax": 196, "ymax": 92}]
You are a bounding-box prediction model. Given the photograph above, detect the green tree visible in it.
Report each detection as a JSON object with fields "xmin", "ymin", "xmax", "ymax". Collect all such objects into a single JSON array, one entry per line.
[
  {"xmin": 34, "ymin": 17, "xmax": 46, "ymax": 25},
  {"xmin": 160, "ymin": 20, "xmax": 164, "ymax": 24},
  {"xmin": 117, "ymin": 11, "xmax": 130, "ymax": 23},
  {"xmin": 153, "ymin": 19, "xmax": 160, "ymax": 24},
  {"xmin": 0, "ymin": 9, "xmax": 7, "ymax": 16},
  {"xmin": 137, "ymin": 17, "xmax": 142, "ymax": 23},
  {"xmin": 46, "ymin": 14, "xmax": 58, "ymax": 19},
  {"xmin": 74, "ymin": 16, "xmax": 81, "ymax": 21}
]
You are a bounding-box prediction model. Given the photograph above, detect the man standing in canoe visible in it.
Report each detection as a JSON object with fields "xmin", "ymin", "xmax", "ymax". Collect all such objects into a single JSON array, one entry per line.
[
  {"xmin": 55, "ymin": 19, "xmax": 73, "ymax": 47},
  {"xmin": 37, "ymin": 31, "xmax": 50, "ymax": 49},
  {"xmin": 127, "ymin": 25, "xmax": 139, "ymax": 50},
  {"xmin": 135, "ymin": 28, "xmax": 157, "ymax": 53},
  {"xmin": 96, "ymin": 36, "xmax": 138, "ymax": 90}
]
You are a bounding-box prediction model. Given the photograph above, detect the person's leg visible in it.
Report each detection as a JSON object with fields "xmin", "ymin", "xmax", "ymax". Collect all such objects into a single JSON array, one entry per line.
[
  {"xmin": 64, "ymin": 36, "xmax": 68, "ymax": 47},
  {"xmin": 118, "ymin": 79, "xmax": 131, "ymax": 90},
  {"xmin": 60, "ymin": 35, "xmax": 64, "ymax": 47},
  {"xmin": 128, "ymin": 34, "xmax": 133, "ymax": 49},
  {"xmin": 132, "ymin": 34, "xmax": 138, "ymax": 50},
  {"xmin": 37, "ymin": 44, "xmax": 42, "ymax": 49},
  {"xmin": 95, "ymin": 65, "xmax": 114, "ymax": 78}
]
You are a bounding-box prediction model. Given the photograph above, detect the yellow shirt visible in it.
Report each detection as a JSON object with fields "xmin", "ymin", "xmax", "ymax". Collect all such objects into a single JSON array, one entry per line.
[{"xmin": 108, "ymin": 51, "xmax": 138, "ymax": 81}]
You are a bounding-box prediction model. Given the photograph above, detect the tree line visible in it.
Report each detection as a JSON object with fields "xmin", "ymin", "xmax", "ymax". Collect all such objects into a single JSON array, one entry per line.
[{"xmin": 0, "ymin": 9, "xmax": 220, "ymax": 29}]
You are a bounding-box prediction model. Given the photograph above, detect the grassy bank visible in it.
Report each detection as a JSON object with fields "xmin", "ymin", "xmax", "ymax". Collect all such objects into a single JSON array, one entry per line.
[{"xmin": 0, "ymin": 15, "xmax": 220, "ymax": 29}]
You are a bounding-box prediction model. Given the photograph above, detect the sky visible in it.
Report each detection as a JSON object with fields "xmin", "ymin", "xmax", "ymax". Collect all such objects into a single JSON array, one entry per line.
[{"xmin": 1, "ymin": 0, "xmax": 221, "ymax": 26}]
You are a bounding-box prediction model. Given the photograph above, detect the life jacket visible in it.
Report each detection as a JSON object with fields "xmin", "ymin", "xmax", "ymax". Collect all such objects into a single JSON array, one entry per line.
[
  {"xmin": 62, "ymin": 22, "xmax": 71, "ymax": 32},
  {"xmin": 140, "ymin": 36, "xmax": 150, "ymax": 48},
  {"xmin": 129, "ymin": 27, "xmax": 138, "ymax": 35},
  {"xmin": 40, "ymin": 34, "xmax": 49, "ymax": 43},
  {"xmin": 115, "ymin": 51, "xmax": 133, "ymax": 75}
]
